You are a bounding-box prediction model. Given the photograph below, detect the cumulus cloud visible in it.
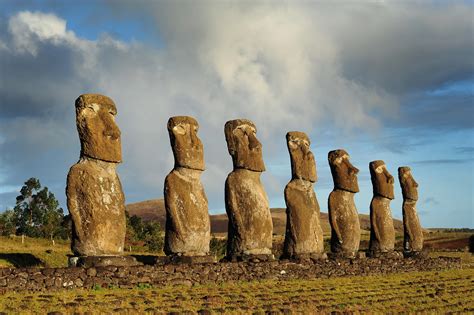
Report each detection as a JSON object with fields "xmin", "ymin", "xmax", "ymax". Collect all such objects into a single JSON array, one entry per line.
[
  {"xmin": 0, "ymin": 2, "xmax": 472, "ymax": 214},
  {"xmin": 8, "ymin": 11, "xmax": 75, "ymax": 55}
]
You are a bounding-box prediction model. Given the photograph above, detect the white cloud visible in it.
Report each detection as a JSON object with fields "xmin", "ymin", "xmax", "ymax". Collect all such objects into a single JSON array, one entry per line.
[{"xmin": 8, "ymin": 11, "xmax": 76, "ymax": 55}]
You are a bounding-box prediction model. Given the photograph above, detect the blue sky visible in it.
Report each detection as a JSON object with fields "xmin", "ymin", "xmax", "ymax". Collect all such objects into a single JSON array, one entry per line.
[{"xmin": 0, "ymin": 1, "xmax": 472, "ymax": 228}]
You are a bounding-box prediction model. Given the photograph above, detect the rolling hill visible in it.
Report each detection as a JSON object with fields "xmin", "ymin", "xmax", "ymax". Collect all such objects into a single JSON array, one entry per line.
[{"xmin": 126, "ymin": 198, "xmax": 404, "ymax": 235}]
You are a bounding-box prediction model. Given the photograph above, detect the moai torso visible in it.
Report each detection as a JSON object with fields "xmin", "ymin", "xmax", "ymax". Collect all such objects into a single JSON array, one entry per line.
[
  {"xmin": 328, "ymin": 149, "xmax": 361, "ymax": 258},
  {"xmin": 399, "ymin": 167, "xmax": 423, "ymax": 253},
  {"xmin": 164, "ymin": 116, "xmax": 210, "ymax": 256},
  {"xmin": 224, "ymin": 119, "xmax": 273, "ymax": 259},
  {"xmin": 283, "ymin": 132, "xmax": 324, "ymax": 259},
  {"xmin": 66, "ymin": 94, "xmax": 126, "ymax": 256},
  {"xmin": 369, "ymin": 160, "xmax": 395, "ymax": 255}
]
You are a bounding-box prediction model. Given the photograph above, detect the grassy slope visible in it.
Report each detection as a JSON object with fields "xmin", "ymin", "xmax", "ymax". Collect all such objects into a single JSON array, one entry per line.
[
  {"xmin": 126, "ymin": 198, "xmax": 406, "ymax": 236},
  {"xmin": 0, "ymin": 265, "xmax": 473, "ymax": 313}
]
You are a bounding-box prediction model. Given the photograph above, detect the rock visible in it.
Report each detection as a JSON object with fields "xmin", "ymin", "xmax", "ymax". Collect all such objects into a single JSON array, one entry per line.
[
  {"xmin": 328, "ymin": 149, "xmax": 361, "ymax": 258},
  {"xmin": 86, "ymin": 267, "xmax": 97, "ymax": 277},
  {"xmin": 224, "ymin": 119, "xmax": 273, "ymax": 259},
  {"xmin": 164, "ymin": 116, "xmax": 211, "ymax": 257},
  {"xmin": 67, "ymin": 94, "xmax": 126, "ymax": 257},
  {"xmin": 399, "ymin": 167, "xmax": 424, "ymax": 254},
  {"xmin": 368, "ymin": 160, "xmax": 395, "ymax": 256},
  {"xmin": 76, "ymin": 256, "xmax": 139, "ymax": 268},
  {"xmin": 283, "ymin": 132, "xmax": 324, "ymax": 259}
]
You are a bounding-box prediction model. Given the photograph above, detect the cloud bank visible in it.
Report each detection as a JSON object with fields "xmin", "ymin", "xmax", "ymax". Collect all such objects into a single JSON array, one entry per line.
[{"xmin": 0, "ymin": 2, "xmax": 472, "ymax": 217}]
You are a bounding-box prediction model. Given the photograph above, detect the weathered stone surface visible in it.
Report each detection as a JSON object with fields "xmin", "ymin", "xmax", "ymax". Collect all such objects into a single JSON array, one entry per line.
[
  {"xmin": 283, "ymin": 132, "xmax": 324, "ymax": 259},
  {"xmin": 399, "ymin": 166, "xmax": 423, "ymax": 253},
  {"xmin": 70, "ymin": 256, "xmax": 140, "ymax": 268},
  {"xmin": 224, "ymin": 119, "xmax": 265, "ymax": 172},
  {"xmin": 164, "ymin": 116, "xmax": 211, "ymax": 257},
  {"xmin": 67, "ymin": 94, "xmax": 127, "ymax": 258},
  {"xmin": 328, "ymin": 150, "xmax": 360, "ymax": 258},
  {"xmin": 75, "ymin": 94, "xmax": 121, "ymax": 163},
  {"xmin": 369, "ymin": 160, "xmax": 395, "ymax": 255},
  {"xmin": 224, "ymin": 119, "xmax": 273, "ymax": 259}
]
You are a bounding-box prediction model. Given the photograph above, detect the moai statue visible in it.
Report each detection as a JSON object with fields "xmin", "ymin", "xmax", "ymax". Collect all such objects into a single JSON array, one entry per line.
[
  {"xmin": 398, "ymin": 166, "xmax": 424, "ymax": 257},
  {"xmin": 67, "ymin": 94, "xmax": 138, "ymax": 267},
  {"xmin": 163, "ymin": 116, "xmax": 212, "ymax": 262},
  {"xmin": 283, "ymin": 132, "xmax": 325, "ymax": 260},
  {"xmin": 368, "ymin": 160, "xmax": 396, "ymax": 256},
  {"xmin": 328, "ymin": 149, "xmax": 361, "ymax": 258},
  {"xmin": 224, "ymin": 119, "xmax": 273, "ymax": 261}
]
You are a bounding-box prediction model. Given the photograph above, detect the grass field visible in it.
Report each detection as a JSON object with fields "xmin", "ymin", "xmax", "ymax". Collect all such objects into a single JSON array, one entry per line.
[
  {"xmin": 0, "ymin": 233, "xmax": 472, "ymax": 313},
  {"xmin": 1, "ymin": 266, "xmax": 473, "ymax": 313}
]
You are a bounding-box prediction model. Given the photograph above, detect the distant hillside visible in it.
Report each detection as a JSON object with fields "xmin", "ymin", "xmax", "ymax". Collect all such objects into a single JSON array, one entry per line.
[{"xmin": 126, "ymin": 199, "xmax": 404, "ymax": 235}]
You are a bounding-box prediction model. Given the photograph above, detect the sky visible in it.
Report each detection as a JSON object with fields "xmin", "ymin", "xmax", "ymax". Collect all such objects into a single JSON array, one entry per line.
[{"xmin": 0, "ymin": 0, "xmax": 472, "ymax": 228}]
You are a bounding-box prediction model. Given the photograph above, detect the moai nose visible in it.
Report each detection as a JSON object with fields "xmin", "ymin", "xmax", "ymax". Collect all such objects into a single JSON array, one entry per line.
[
  {"xmin": 104, "ymin": 117, "xmax": 121, "ymax": 140},
  {"xmin": 248, "ymin": 133, "xmax": 261, "ymax": 150}
]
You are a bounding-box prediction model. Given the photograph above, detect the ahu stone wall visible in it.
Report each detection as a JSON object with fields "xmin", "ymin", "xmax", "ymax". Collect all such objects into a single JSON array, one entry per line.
[{"xmin": 0, "ymin": 256, "xmax": 461, "ymax": 293}]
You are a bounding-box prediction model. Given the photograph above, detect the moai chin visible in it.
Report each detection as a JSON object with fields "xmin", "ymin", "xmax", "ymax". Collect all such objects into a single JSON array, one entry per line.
[
  {"xmin": 327, "ymin": 149, "xmax": 361, "ymax": 258},
  {"xmin": 398, "ymin": 166, "xmax": 424, "ymax": 256},
  {"xmin": 67, "ymin": 94, "xmax": 137, "ymax": 267},
  {"xmin": 283, "ymin": 132, "xmax": 325, "ymax": 260},
  {"xmin": 164, "ymin": 116, "xmax": 211, "ymax": 259},
  {"xmin": 368, "ymin": 160, "xmax": 396, "ymax": 256},
  {"xmin": 224, "ymin": 119, "xmax": 273, "ymax": 261}
]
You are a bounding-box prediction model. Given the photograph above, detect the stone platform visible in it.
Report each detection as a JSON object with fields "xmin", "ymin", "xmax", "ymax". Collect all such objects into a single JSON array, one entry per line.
[{"xmin": 0, "ymin": 255, "xmax": 461, "ymax": 293}]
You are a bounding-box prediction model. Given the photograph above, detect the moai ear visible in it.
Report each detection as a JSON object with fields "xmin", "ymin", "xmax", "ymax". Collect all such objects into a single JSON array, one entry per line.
[{"xmin": 173, "ymin": 124, "xmax": 186, "ymax": 135}]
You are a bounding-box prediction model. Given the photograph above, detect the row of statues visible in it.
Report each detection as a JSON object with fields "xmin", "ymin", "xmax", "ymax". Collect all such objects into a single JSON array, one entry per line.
[{"xmin": 67, "ymin": 94, "xmax": 424, "ymax": 266}]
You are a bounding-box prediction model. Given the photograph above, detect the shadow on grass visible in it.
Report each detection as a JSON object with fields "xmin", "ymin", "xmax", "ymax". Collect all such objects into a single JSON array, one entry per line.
[
  {"xmin": 132, "ymin": 254, "xmax": 160, "ymax": 265},
  {"xmin": 0, "ymin": 253, "xmax": 45, "ymax": 267}
]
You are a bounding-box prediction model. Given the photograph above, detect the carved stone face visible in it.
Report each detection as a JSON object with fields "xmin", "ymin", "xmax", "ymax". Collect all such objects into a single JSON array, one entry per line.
[
  {"xmin": 328, "ymin": 149, "xmax": 359, "ymax": 193},
  {"xmin": 224, "ymin": 119, "xmax": 265, "ymax": 172},
  {"xmin": 398, "ymin": 166, "xmax": 418, "ymax": 201},
  {"xmin": 286, "ymin": 131, "xmax": 316, "ymax": 182},
  {"xmin": 167, "ymin": 116, "xmax": 205, "ymax": 171},
  {"xmin": 75, "ymin": 94, "xmax": 121, "ymax": 163},
  {"xmin": 369, "ymin": 160, "xmax": 395, "ymax": 200}
]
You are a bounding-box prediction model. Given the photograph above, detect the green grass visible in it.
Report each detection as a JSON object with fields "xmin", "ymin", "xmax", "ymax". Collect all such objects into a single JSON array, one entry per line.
[
  {"xmin": 0, "ymin": 236, "xmax": 156, "ymax": 268},
  {"xmin": 0, "ymin": 236, "xmax": 72, "ymax": 268},
  {"xmin": 1, "ymin": 267, "xmax": 472, "ymax": 313}
]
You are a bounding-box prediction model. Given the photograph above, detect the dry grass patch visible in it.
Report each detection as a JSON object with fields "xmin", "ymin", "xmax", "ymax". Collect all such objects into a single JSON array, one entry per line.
[{"xmin": 1, "ymin": 265, "xmax": 473, "ymax": 313}]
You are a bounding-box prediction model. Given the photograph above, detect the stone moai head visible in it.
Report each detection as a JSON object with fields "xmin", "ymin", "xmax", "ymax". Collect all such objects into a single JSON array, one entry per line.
[
  {"xmin": 328, "ymin": 149, "xmax": 359, "ymax": 193},
  {"xmin": 369, "ymin": 160, "xmax": 395, "ymax": 200},
  {"xmin": 286, "ymin": 131, "xmax": 316, "ymax": 182},
  {"xmin": 224, "ymin": 119, "xmax": 265, "ymax": 172},
  {"xmin": 167, "ymin": 116, "xmax": 205, "ymax": 171},
  {"xmin": 398, "ymin": 166, "xmax": 418, "ymax": 201},
  {"xmin": 75, "ymin": 94, "xmax": 121, "ymax": 163}
]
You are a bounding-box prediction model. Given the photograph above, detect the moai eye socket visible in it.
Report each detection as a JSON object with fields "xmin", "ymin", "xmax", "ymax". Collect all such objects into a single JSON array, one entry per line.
[
  {"xmin": 288, "ymin": 140, "xmax": 298, "ymax": 149},
  {"xmin": 375, "ymin": 165, "xmax": 384, "ymax": 174},
  {"xmin": 173, "ymin": 124, "xmax": 187, "ymax": 135},
  {"xmin": 86, "ymin": 103, "xmax": 100, "ymax": 113}
]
